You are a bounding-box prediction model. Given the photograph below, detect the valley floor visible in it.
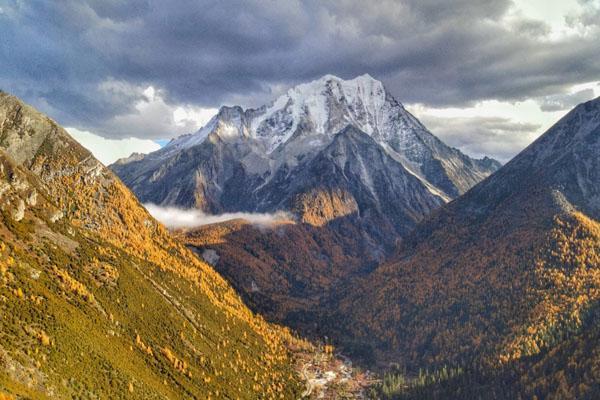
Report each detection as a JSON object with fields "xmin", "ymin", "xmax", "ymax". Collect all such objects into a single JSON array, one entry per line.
[{"xmin": 294, "ymin": 346, "xmax": 377, "ymax": 399}]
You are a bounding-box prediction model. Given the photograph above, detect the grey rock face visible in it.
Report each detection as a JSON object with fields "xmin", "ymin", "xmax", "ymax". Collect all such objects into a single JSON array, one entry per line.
[
  {"xmin": 26, "ymin": 189, "xmax": 37, "ymax": 206},
  {"xmin": 111, "ymin": 74, "xmax": 500, "ymax": 239},
  {"xmin": 255, "ymin": 126, "xmax": 446, "ymax": 239},
  {"xmin": 13, "ymin": 198, "xmax": 25, "ymax": 221}
]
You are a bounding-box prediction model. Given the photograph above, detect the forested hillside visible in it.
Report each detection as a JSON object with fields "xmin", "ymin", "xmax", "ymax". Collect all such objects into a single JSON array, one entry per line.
[{"xmin": 0, "ymin": 92, "xmax": 306, "ymax": 399}]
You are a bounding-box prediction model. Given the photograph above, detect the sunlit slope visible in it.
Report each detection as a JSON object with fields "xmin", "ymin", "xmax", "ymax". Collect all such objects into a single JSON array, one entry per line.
[
  {"xmin": 0, "ymin": 92, "xmax": 304, "ymax": 399},
  {"xmin": 368, "ymin": 212, "xmax": 600, "ymax": 399}
]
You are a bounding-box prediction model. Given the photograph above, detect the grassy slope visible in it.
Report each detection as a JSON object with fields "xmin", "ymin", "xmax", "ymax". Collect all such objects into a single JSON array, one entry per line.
[{"xmin": 0, "ymin": 92, "xmax": 306, "ymax": 399}]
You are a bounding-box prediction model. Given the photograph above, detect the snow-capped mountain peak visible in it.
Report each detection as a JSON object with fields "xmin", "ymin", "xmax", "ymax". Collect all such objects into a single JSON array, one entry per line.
[
  {"xmin": 162, "ymin": 73, "xmax": 413, "ymax": 156},
  {"xmin": 111, "ymin": 73, "xmax": 500, "ymax": 226},
  {"xmin": 250, "ymin": 73, "xmax": 393, "ymax": 153}
]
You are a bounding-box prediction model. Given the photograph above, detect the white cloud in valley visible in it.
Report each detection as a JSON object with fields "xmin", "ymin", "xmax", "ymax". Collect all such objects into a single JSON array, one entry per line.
[{"xmin": 144, "ymin": 204, "xmax": 292, "ymax": 229}]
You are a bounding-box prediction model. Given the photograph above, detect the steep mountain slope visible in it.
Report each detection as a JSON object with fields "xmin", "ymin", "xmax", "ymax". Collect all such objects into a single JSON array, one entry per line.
[
  {"xmin": 177, "ymin": 216, "xmax": 381, "ymax": 338},
  {"xmin": 256, "ymin": 125, "xmax": 447, "ymax": 239},
  {"xmin": 111, "ymin": 74, "xmax": 499, "ymax": 240},
  {"xmin": 369, "ymin": 213, "xmax": 600, "ymax": 400},
  {"xmin": 337, "ymin": 97, "xmax": 600, "ymax": 387},
  {"xmin": 0, "ymin": 92, "xmax": 306, "ymax": 399}
]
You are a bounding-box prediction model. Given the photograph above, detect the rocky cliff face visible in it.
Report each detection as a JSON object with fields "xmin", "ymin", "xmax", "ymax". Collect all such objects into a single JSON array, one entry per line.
[{"xmin": 111, "ymin": 74, "xmax": 500, "ymax": 241}]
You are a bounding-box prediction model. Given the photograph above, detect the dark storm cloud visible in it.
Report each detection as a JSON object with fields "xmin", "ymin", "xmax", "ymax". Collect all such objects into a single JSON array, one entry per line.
[{"xmin": 0, "ymin": 0, "xmax": 599, "ymax": 139}]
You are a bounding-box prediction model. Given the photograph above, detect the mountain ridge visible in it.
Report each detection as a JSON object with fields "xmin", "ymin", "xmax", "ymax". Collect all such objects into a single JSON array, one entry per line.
[
  {"xmin": 0, "ymin": 91, "xmax": 307, "ymax": 399},
  {"xmin": 456, "ymin": 96, "xmax": 600, "ymax": 219}
]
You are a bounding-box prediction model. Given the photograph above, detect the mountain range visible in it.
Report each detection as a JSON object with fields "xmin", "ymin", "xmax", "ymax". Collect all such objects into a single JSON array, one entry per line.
[
  {"xmin": 340, "ymin": 95, "xmax": 600, "ymax": 361},
  {"xmin": 177, "ymin": 90, "xmax": 600, "ymax": 398},
  {"xmin": 336, "ymin": 97, "xmax": 600, "ymax": 397},
  {"xmin": 112, "ymin": 74, "xmax": 501, "ymax": 341},
  {"xmin": 111, "ymin": 74, "xmax": 500, "ymax": 243},
  {"xmin": 2, "ymin": 75, "xmax": 599, "ymax": 400}
]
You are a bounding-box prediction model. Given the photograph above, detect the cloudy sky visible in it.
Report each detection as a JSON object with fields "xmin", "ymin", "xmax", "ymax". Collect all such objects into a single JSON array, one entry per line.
[{"xmin": 1, "ymin": 0, "xmax": 599, "ymax": 164}]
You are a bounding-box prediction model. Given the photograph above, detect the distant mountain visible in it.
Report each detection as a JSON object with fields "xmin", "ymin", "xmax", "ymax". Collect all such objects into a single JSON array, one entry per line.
[
  {"xmin": 111, "ymin": 74, "xmax": 499, "ymax": 242},
  {"xmin": 139, "ymin": 75, "xmax": 499, "ymax": 348},
  {"xmin": 0, "ymin": 92, "xmax": 305, "ymax": 398},
  {"xmin": 338, "ymin": 97, "xmax": 600, "ymax": 397}
]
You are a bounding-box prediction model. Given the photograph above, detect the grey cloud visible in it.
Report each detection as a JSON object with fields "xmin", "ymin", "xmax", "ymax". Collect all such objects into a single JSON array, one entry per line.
[
  {"xmin": 510, "ymin": 19, "xmax": 551, "ymax": 37},
  {"xmin": 1, "ymin": 0, "xmax": 599, "ymax": 139},
  {"xmin": 419, "ymin": 115, "xmax": 541, "ymax": 162},
  {"xmin": 539, "ymin": 88, "xmax": 596, "ymax": 111},
  {"xmin": 567, "ymin": 0, "xmax": 600, "ymax": 28}
]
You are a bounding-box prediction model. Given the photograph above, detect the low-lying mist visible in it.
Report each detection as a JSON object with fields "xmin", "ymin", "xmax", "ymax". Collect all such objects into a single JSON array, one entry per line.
[{"xmin": 144, "ymin": 203, "xmax": 293, "ymax": 229}]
